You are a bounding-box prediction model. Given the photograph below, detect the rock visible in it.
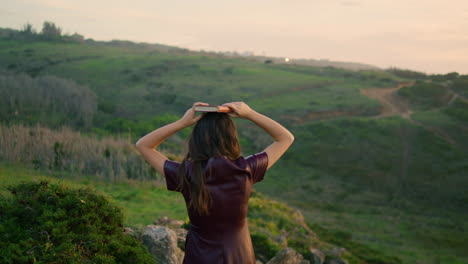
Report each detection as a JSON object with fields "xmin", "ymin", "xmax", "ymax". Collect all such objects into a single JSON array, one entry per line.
[
  {"xmin": 256, "ymin": 260, "xmax": 264, "ymax": 264},
  {"xmin": 325, "ymin": 247, "xmax": 346, "ymax": 258},
  {"xmin": 154, "ymin": 216, "xmax": 185, "ymax": 229},
  {"xmin": 274, "ymin": 229, "xmax": 288, "ymax": 247},
  {"xmin": 174, "ymin": 227, "xmax": 188, "ymax": 250},
  {"xmin": 152, "ymin": 216, "xmax": 188, "ymax": 250},
  {"xmin": 124, "ymin": 227, "xmax": 135, "ymax": 235},
  {"xmin": 124, "ymin": 227, "xmax": 141, "ymax": 240},
  {"xmin": 266, "ymin": 248, "xmax": 310, "ymax": 264},
  {"xmin": 141, "ymin": 225, "xmax": 184, "ymax": 264},
  {"xmin": 309, "ymin": 248, "xmax": 325, "ymax": 264}
]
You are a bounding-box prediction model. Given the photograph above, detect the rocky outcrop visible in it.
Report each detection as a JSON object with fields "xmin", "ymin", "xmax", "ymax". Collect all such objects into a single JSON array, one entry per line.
[
  {"xmin": 274, "ymin": 229, "xmax": 289, "ymax": 248},
  {"xmin": 309, "ymin": 248, "xmax": 326, "ymax": 264},
  {"xmin": 130, "ymin": 216, "xmax": 349, "ymax": 264},
  {"xmin": 325, "ymin": 247, "xmax": 347, "ymax": 259},
  {"xmin": 141, "ymin": 225, "xmax": 184, "ymax": 264},
  {"xmin": 154, "ymin": 216, "xmax": 185, "ymax": 229},
  {"xmin": 154, "ymin": 216, "xmax": 188, "ymax": 250},
  {"xmin": 266, "ymin": 248, "xmax": 310, "ymax": 264}
]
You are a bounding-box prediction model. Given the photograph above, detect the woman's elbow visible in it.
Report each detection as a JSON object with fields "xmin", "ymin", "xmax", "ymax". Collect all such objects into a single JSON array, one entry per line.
[
  {"xmin": 135, "ymin": 140, "xmax": 145, "ymax": 150},
  {"xmin": 287, "ymin": 132, "xmax": 295, "ymax": 145},
  {"xmin": 277, "ymin": 132, "xmax": 294, "ymax": 146}
]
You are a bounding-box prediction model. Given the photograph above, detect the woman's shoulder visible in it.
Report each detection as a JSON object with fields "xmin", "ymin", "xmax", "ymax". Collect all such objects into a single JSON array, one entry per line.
[
  {"xmin": 165, "ymin": 152, "xmax": 267, "ymax": 171},
  {"xmin": 208, "ymin": 152, "xmax": 268, "ymax": 170},
  {"xmin": 244, "ymin": 151, "xmax": 268, "ymax": 167}
]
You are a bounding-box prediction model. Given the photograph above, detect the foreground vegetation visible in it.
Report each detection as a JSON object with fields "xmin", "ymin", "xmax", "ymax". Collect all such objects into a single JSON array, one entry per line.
[
  {"xmin": 0, "ymin": 179, "xmax": 156, "ymax": 264},
  {"xmin": 0, "ymin": 163, "xmax": 407, "ymax": 264}
]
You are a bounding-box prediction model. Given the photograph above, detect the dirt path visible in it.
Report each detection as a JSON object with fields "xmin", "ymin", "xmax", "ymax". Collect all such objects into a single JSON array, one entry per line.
[
  {"xmin": 359, "ymin": 82, "xmax": 414, "ymax": 119},
  {"xmin": 282, "ymin": 81, "xmax": 460, "ymax": 146},
  {"xmin": 448, "ymin": 88, "xmax": 468, "ymax": 104},
  {"xmin": 360, "ymin": 81, "xmax": 457, "ymax": 146},
  {"xmin": 282, "ymin": 82, "xmax": 417, "ymax": 124}
]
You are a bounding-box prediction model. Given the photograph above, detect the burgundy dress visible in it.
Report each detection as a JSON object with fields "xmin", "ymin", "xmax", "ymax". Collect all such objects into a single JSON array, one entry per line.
[{"xmin": 163, "ymin": 152, "xmax": 269, "ymax": 264}]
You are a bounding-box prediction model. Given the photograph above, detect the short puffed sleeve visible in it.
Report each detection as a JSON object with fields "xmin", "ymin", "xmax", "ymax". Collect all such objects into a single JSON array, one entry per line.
[
  {"xmin": 245, "ymin": 151, "xmax": 269, "ymax": 183},
  {"xmin": 163, "ymin": 159, "xmax": 181, "ymax": 192}
]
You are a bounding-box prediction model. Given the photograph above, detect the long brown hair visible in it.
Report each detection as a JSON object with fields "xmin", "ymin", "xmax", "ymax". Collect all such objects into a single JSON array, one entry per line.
[{"xmin": 176, "ymin": 112, "xmax": 241, "ymax": 215}]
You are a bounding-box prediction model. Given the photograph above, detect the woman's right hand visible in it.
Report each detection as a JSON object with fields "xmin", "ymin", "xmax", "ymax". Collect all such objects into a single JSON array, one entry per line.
[
  {"xmin": 222, "ymin": 102, "xmax": 254, "ymax": 119},
  {"xmin": 179, "ymin": 102, "xmax": 209, "ymax": 127}
]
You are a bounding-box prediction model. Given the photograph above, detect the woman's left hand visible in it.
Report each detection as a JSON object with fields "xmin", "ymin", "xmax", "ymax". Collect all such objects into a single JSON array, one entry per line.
[{"xmin": 179, "ymin": 102, "xmax": 209, "ymax": 127}]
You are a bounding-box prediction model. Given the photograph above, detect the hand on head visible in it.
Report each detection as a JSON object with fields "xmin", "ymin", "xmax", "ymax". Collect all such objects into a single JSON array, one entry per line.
[
  {"xmin": 222, "ymin": 102, "xmax": 253, "ymax": 119},
  {"xmin": 180, "ymin": 101, "xmax": 254, "ymax": 126},
  {"xmin": 180, "ymin": 102, "xmax": 209, "ymax": 126}
]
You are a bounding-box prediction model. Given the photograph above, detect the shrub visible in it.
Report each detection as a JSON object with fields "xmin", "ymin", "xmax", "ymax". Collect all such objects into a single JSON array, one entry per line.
[
  {"xmin": 444, "ymin": 99, "xmax": 468, "ymax": 123},
  {"xmin": 450, "ymin": 79, "xmax": 468, "ymax": 98},
  {"xmin": 398, "ymin": 81, "xmax": 452, "ymax": 110},
  {"xmin": 0, "ymin": 72, "xmax": 97, "ymax": 129},
  {"xmin": 307, "ymin": 222, "xmax": 402, "ymax": 264},
  {"xmin": 0, "ymin": 180, "xmax": 156, "ymax": 264},
  {"xmin": 386, "ymin": 67, "xmax": 427, "ymax": 80},
  {"xmin": 251, "ymin": 233, "xmax": 281, "ymax": 262}
]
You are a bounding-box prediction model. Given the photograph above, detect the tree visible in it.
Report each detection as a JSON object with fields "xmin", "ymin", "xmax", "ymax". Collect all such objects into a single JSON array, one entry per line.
[
  {"xmin": 21, "ymin": 22, "xmax": 36, "ymax": 35},
  {"xmin": 41, "ymin": 21, "xmax": 62, "ymax": 40}
]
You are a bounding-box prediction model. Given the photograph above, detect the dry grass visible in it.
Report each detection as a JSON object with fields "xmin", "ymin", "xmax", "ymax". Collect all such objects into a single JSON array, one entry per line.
[{"xmin": 0, "ymin": 123, "xmax": 164, "ymax": 182}]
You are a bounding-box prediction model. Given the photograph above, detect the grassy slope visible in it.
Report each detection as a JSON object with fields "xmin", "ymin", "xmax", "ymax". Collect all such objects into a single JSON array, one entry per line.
[
  {"xmin": 1, "ymin": 38, "xmax": 468, "ymax": 264},
  {"xmin": 2, "ymin": 162, "xmax": 385, "ymax": 264},
  {"xmin": 0, "ymin": 39, "xmax": 397, "ymax": 123},
  {"xmin": 255, "ymin": 115, "xmax": 468, "ymax": 264}
]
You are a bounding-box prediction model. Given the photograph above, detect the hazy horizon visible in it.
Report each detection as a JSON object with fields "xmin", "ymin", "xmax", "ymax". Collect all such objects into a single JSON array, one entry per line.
[{"xmin": 2, "ymin": 0, "xmax": 468, "ymax": 74}]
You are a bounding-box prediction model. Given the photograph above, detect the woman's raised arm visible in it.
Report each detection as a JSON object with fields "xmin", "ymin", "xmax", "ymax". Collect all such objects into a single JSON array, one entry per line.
[
  {"xmin": 222, "ymin": 102, "xmax": 294, "ymax": 169},
  {"xmin": 135, "ymin": 102, "xmax": 208, "ymax": 175}
]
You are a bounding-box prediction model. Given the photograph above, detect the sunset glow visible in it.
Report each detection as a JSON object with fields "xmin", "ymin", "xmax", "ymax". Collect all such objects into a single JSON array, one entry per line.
[{"xmin": 2, "ymin": 0, "xmax": 468, "ymax": 73}]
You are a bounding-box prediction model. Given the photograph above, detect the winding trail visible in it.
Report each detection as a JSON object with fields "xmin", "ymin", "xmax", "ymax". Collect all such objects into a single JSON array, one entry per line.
[
  {"xmin": 282, "ymin": 81, "xmax": 461, "ymax": 146},
  {"xmin": 360, "ymin": 82, "xmax": 457, "ymax": 146},
  {"xmin": 360, "ymin": 82, "xmax": 414, "ymax": 119}
]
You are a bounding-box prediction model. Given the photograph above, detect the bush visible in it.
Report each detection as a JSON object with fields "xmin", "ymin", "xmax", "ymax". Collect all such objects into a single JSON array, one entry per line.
[
  {"xmin": 450, "ymin": 79, "xmax": 468, "ymax": 98},
  {"xmin": 251, "ymin": 233, "xmax": 281, "ymax": 262},
  {"xmin": 444, "ymin": 99, "xmax": 468, "ymax": 123},
  {"xmin": 41, "ymin": 21, "xmax": 62, "ymax": 41},
  {"xmin": 398, "ymin": 81, "xmax": 452, "ymax": 110},
  {"xmin": 0, "ymin": 72, "xmax": 97, "ymax": 129},
  {"xmin": 307, "ymin": 222, "xmax": 402, "ymax": 264},
  {"xmin": 386, "ymin": 67, "xmax": 427, "ymax": 80},
  {"xmin": 0, "ymin": 180, "xmax": 156, "ymax": 264}
]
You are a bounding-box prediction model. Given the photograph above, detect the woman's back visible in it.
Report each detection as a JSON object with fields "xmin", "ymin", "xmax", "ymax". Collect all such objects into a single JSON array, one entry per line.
[
  {"xmin": 164, "ymin": 152, "xmax": 268, "ymax": 264},
  {"xmin": 136, "ymin": 102, "xmax": 294, "ymax": 264}
]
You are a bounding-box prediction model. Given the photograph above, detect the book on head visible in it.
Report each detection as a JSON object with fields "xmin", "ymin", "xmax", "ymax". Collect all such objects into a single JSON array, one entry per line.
[{"xmin": 194, "ymin": 105, "xmax": 232, "ymax": 113}]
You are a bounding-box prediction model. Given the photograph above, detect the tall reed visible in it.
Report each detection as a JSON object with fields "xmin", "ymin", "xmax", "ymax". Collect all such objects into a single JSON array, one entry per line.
[{"xmin": 0, "ymin": 123, "xmax": 176, "ymax": 183}]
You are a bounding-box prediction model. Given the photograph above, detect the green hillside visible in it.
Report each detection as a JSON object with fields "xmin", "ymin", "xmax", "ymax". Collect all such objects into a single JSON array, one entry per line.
[
  {"xmin": 1, "ymin": 27, "xmax": 467, "ymax": 264},
  {"xmin": 0, "ymin": 37, "xmax": 398, "ymax": 124},
  {"xmin": 1, "ymin": 163, "xmax": 403, "ymax": 264}
]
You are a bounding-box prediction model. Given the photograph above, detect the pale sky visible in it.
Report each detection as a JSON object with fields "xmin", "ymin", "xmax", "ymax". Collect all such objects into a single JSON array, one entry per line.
[{"xmin": 2, "ymin": 0, "xmax": 468, "ymax": 74}]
